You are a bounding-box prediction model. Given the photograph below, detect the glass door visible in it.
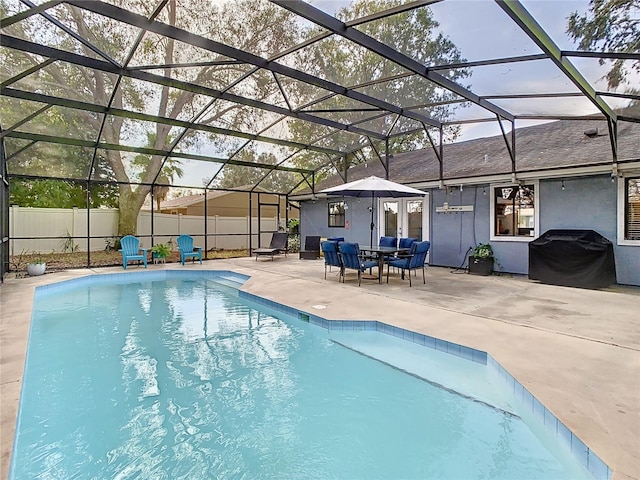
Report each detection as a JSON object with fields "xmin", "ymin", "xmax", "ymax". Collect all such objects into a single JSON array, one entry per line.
[{"xmin": 380, "ymin": 196, "xmax": 428, "ymax": 241}]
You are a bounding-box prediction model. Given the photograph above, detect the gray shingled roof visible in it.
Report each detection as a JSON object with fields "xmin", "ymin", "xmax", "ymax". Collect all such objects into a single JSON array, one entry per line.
[{"xmin": 312, "ymin": 113, "xmax": 640, "ymax": 192}]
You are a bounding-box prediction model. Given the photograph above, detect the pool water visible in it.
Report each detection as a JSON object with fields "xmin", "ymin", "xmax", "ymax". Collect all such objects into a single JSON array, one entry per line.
[{"xmin": 12, "ymin": 276, "xmax": 593, "ymax": 479}]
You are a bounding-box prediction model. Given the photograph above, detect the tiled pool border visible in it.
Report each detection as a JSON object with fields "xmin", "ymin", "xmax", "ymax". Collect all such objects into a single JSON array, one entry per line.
[{"xmin": 33, "ymin": 270, "xmax": 611, "ymax": 480}]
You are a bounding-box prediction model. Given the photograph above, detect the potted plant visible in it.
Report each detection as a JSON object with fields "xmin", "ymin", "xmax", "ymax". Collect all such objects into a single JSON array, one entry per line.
[
  {"xmin": 468, "ymin": 243, "xmax": 494, "ymax": 276},
  {"xmin": 27, "ymin": 256, "xmax": 46, "ymax": 276},
  {"xmin": 151, "ymin": 243, "xmax": 171, "ymax": 264}
]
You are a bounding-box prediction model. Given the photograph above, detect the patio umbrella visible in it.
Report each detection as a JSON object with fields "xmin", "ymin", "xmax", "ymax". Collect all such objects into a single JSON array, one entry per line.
[{"xmin": 320, "ymin": 176, "xmax": 426, "ymax": 246}]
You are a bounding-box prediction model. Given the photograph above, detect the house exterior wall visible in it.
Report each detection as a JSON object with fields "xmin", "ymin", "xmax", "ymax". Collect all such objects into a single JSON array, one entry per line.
[
  {"xmin": 300, "ymin": 174, "xmax": 639, "ymax": 286},
  {"xmin": 300, "ymin": 199, "xmax": 379, "ymax": 245},
  {"xmin": 164, "ymin": 192, "xmax": 297, "ymax": 220}
]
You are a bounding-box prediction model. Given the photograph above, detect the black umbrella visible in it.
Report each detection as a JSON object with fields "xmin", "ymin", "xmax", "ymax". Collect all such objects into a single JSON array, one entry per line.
[{"xmin": 320, "ymin": 176, "xmax": 425, "ymax": 246}]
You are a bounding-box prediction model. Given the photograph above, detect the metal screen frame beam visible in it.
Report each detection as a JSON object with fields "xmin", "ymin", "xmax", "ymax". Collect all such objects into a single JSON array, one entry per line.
[
  {"xmin": 65, "ymin": 1, "xmax": 443, "ymax": 130},
  {"xmin": 0, "ymin": 35, "xmax": 386, "ymax": 142},
  {"xmin": 272, "ymin": 0, "xmax": 514, "ymax": 122}
]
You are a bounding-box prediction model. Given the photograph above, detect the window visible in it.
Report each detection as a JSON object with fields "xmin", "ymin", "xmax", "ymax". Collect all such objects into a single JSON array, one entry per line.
[
  {"xmin": 491, "ymin": 183, "xmax": 537, "ymax": 239},
  {"xmin": 328, "ymin": 201, "xmax": 345, "ymax": 227},
  {"xmin": 625, "ymin": 177, "xmax": 640, "ymax": 240}
]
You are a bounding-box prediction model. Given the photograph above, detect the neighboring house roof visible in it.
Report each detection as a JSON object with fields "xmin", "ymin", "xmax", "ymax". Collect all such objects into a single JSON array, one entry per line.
[
  {"xmin": 308, "ymin": 113, "xmax": 640, "ymax": 193},
  {"xmin": 159, "ymin": 185, "xmax": 272, "ymax": 209}
]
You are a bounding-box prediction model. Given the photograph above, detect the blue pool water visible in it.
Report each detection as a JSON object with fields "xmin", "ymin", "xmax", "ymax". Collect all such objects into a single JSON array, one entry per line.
[{"xmin": 12, "ymin": 275, "xmax": 594, "ymax": 479}]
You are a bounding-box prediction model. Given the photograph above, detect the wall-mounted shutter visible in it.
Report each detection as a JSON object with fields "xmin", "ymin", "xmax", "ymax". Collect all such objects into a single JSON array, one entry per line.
[{"xmin": 627, "ymin": 179, "xmax": 640, "ymax": 240}]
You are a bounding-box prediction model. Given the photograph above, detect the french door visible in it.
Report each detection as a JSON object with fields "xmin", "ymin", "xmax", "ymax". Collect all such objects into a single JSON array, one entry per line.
[{"xmin": 379, "ymin": 196, "xmax": 429, "ymax": 241}]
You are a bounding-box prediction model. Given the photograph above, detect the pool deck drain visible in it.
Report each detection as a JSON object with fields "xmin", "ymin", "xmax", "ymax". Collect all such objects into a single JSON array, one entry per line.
[{"xmin": 1, "ymin": 258, "xmax": 639, "ymax": 480}]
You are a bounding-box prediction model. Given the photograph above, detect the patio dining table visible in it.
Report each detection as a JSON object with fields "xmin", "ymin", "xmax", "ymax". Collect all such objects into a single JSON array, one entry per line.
[{"xmin": 359, "ymin": 245, "xmax": 410, "ymax": 284}]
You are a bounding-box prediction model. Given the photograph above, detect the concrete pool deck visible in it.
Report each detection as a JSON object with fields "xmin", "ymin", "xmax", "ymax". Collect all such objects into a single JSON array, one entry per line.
[{"xmin": 1, "ymin": 257, "xmax": 639, "ymax": 480}]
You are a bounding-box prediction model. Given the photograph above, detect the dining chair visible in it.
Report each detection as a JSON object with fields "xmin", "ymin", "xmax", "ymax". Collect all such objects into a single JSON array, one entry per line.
[
  {"xmin": 321, "ymin": 240, "xmax": 343, "ymax": 281},
  {"xmin": 339, "ymin": 242, "xmax": 378, "ymax": 286},
  {"xmin": 386, "ymin": 241, "xmax": 431, "ymax": 287}
]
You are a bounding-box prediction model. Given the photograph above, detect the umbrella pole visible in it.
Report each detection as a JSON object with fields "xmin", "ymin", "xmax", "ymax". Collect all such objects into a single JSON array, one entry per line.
[{"xmin": 370, "ymin": 195, "xmax": 374, "ymax": 246}]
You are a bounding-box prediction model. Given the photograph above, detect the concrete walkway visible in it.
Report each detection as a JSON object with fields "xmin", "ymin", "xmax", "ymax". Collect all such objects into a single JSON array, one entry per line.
[{"xmin": 1, "ymin": 257, "xmax": 639, "ymax": 480}]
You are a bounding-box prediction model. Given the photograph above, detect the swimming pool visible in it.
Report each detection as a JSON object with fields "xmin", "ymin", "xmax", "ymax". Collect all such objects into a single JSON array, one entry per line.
[{"xmin": 12, "ymin": 271, "xmax": 601, "ymax": 479}]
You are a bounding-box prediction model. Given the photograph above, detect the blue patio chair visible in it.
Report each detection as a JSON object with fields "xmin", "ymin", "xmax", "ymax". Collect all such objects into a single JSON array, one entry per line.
[
  {"xmin": 386, "ymin": 241, "xmax": 431, "ymax": 287},
  {"xmin": 177, "ymin": 234, "xmax": 203, "ymax": 265},
  {"xmin": 388, "ymin": 237, "xmax": 418, "ymax": 273},
  {"xmin": 378, "ymin": 235, "xmax": 398, "ymax": 262},
  {"xmin": 399, "ymin": 237, "xmax": 418, "ymax": 249},
  {"xmin": 321, "ymin": 240, "xmax": 343, "ymax": 281},
  {"xmin": 339, "ymin": 242, "xmax": 378, "ymax": 286},
  {"xmin": 379, "ymin": 236, "xmax": 397, "ymax": 248},
  {"xmin": 119, "ymin": 235, "xmax": 147, "ymax": 270}
]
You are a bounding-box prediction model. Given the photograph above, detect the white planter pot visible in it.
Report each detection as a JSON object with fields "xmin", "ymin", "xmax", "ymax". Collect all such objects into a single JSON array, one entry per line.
[{"xmin": 27, "ymin": 263, "xmax": 46, "ymax": 276}]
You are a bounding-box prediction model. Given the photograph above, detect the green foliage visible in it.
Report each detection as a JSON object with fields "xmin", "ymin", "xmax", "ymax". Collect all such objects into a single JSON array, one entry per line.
[
  {"xmin": 287, "ymin": 0, "xmax": 469, "ymax": 186},
  {"xmin": 471, "ymin": 243, "xmax": 493, "ymax": 259},
  {"xmin": 287, "ymin": 218, "xmax": 300, "ymax": 234},
  {"xmin": 28, "ymin": 255, "xmax": 45, "ymax": 265},
  {"xmin": 567, "ymin": 0, "xmax": 640, "ymax": 89},
  {"xmin": 1, "ymin": 0, "xmax": 303, "ymax": 234},
  {"xmin": 9, "ymin": 179, "xmax": 118, "ymax": 208},
  {"xmin": 287, "ymin": 234, "xmax": 300, "ymax": 253},
  {"xmin": 212, "ymin": 150, "xmax": 299, "ymax": 193},
  {"xmin": 151, "ymin": 243, "xmax": 171, "ymax": 259},
  {"xmin": 60, "ymin": 230, "xmax": 79, "ymax": 253}
]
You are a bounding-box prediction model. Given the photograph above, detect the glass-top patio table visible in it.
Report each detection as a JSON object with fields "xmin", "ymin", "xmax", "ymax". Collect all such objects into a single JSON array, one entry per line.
[{"xmin": 359, "ymin": 245, "xmax": 410, "ymax": 284}]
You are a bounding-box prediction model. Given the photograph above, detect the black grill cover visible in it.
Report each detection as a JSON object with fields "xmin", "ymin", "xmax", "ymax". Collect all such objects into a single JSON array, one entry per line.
[{"xmin": 529, "ymin": 229, "xmax": 616, "ymax": 288}]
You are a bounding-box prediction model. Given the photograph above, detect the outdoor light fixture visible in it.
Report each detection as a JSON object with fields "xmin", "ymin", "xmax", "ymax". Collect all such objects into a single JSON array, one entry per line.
[
  {"xmin": 561, "ymin": 180, "xmax": 565, "ymax": 191},
  {"xmin": 611, "ymin": 165, "xmax": 620, "ymax": 182}
]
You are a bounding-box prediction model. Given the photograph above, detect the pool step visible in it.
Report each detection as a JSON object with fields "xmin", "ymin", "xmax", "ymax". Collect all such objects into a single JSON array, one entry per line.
[{"xmin": 203, "ymin": 276, "xmax": 244, "ymax": 290}]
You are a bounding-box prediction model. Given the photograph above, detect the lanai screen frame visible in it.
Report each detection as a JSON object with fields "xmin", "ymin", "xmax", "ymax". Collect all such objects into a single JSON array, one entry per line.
[{"xmin": 1, "ymin": 0, "xmax": 638, "ymax": 281}]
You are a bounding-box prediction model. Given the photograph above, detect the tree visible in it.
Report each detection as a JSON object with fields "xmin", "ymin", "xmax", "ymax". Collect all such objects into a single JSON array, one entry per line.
[
  {"xmin": 1, "ymin": 0, "xmax": 303, "ymax": 235},
  {"xmin": 209, "ymin": 150, "xmax": 299, "ymax": 193},
  {"xmin": 286, "ymin": 0, "xmax": 469, "ymax": 186},
  {"xmin": 9, "ymin": 178, "xmax": 118, "ymax": 208},
  {"xmin": 567, "ymin": 0, "xmax": 640, "ymax": 89},
  {"xmin": 130, "ymin": 133, "xmax": 184, "ymax": 211}
]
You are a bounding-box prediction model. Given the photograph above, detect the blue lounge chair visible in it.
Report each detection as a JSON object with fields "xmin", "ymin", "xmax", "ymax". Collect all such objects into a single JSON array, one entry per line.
[
  {"xmin": 119, "ymin": 235, "xmax": 147, "ymax": 270},
  {"xmin": 386, "ymin": 241, "xmax": 431, "ymax": 286},
  {"xmin": 339, "ymin": 242, "xmax": 378, "ymax": 286},
  {"xmin": 177, "ymin": 234, "xmax": 203, "ymax": 265},
  {"xmin": 321, "ymin": 240, "xmax": 343, "ymax": 281}
]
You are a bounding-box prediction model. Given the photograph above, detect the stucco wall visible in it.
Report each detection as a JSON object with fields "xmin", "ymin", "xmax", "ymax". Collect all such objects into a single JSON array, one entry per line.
[
  {"xmin": 300, "ymin": 198, "xmax": 378, "ymax": 245},
  {"xmin": 300, "ymin": 174, "xmax": 639, "ymax": 286}
]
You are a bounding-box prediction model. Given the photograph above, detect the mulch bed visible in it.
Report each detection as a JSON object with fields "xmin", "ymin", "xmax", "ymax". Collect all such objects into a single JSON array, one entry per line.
[{"xmin": 9, "ymin": 249, "xmax": 249, "ymax": 278}]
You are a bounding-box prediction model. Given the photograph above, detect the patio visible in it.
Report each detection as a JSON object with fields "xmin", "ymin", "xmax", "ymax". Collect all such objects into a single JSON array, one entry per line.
[{"xmin": 1, "ymin": 258, "xmax": 639, "ymax": 480}]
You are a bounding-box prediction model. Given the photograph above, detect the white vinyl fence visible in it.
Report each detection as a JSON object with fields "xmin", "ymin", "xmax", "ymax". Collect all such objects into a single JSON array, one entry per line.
[{"xmin": 9, "ymin": 206, "xmax": 279, "ymax": 255}]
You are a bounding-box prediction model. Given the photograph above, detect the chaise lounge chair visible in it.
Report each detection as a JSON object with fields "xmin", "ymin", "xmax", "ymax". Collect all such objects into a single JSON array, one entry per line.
[
  {"xmin": 177, "ymin": 234, "xmax": 203, "ymax": 265},
  {"xmin": 253, "ymin": 232, "xmax": 288, "ymax": 261},
  {"xmin": 119, "ymin": 235, "xmax": 148, "ymax": 270}
]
